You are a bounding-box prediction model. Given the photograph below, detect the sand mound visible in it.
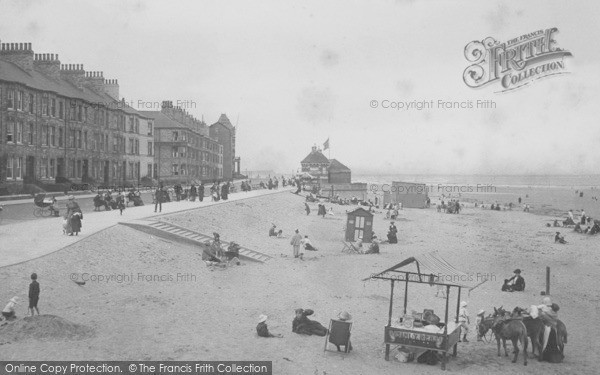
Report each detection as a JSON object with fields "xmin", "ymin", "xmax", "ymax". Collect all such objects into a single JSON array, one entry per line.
[{"xmin": 0, "ymin": 315, "xmax": 95, "ymax": 343}]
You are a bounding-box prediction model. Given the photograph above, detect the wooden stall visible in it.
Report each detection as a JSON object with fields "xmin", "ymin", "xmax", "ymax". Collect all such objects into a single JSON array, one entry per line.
[
  {"xmin": 363, "ymin": 252, "xmax": 479, "ymax": 370},
  {"xmin": 345, "ymin": 207, "xmax": 373, "ymax": 243}
]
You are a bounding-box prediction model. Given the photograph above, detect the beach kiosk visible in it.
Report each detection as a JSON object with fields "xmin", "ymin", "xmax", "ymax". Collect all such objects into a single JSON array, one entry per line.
[
  {"xmin": 363, "ymin": 252, "xmax": 480, "ymax": 370},
  {"xmin": 345, "ymin": 207, "xmax": 373, "ymax": 243}
]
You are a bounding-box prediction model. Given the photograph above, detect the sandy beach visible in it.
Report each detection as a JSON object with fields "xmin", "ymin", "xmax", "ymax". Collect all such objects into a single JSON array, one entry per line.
[{"xmin": 1, "ymin": 191, "xmax": 599, "ymax": 374}]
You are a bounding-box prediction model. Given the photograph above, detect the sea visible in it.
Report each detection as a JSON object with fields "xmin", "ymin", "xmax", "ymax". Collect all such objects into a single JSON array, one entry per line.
[{"xmin": 353, "ymin": 174, "xmax": 600, "ymax": 220}]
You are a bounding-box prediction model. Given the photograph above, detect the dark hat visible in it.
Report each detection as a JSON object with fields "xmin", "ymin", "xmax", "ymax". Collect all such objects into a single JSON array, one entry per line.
[
  {"xmin": 513, "ymin": 269, "xmax": 521, "ymax": 274},
  {"xmin": 31, "ymin": 272, "xmax": 38, "ymax": 280}
]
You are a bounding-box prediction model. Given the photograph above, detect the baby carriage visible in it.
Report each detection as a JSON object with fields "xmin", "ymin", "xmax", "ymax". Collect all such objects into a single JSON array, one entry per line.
[{"xmin": 33, "ymin": 194, "xmax": 59, "ymax": 217}]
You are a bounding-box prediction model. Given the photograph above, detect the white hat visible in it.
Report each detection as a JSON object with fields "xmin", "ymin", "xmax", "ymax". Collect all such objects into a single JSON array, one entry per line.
[
  {"xmin": 542, "ymin": 296, "xmax": 552, "ymax": 306},
  {"xmin": 258, "ymin": 314, "xmax": 268, "ymax": 323},
  {"xmin": 460, "ymin": 301, "xmax": 468, "ymax": 307},
  {"xmin": 477, "ymin": 309, "xmax": 485, "ymax": 315},
  {"xmin": 10, "ymin": 296, "xmax": 19, "ymax": 304},
  {"xmin": 338, "ymin": 311, "xmax": 352, "ymax": 321}
]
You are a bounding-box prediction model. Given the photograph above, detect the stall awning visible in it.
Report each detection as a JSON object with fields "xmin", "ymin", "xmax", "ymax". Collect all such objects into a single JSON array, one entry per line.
[{"xmin": 363, "ymin": 251, "xmax": 482, "ymax": 289}]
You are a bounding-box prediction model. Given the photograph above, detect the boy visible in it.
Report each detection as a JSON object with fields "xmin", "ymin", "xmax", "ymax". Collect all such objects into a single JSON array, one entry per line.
[
  {"xmin": 256, "ymin": 315, "xmax": 282, "ymax": 338},
  {"xmin": 458, "ymin": 301, "xmax": 470, "ymax": 342},
  {"xmin": 2, "ymin": 297, "xmax": 19, "ymax": 320},
  {"xmin": 29, "ymin": 273, "xmax": 40, "ymax": 316}
]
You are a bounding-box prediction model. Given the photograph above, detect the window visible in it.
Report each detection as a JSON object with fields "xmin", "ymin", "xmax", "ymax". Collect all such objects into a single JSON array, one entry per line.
[
  {"xmin": 148, "ymin": 141, "xmax": 153, "ymax": 156},
  {"xmin": 42, "ymin": 126, "xmax": 48, "ymax": 146},
  {"xmin": 113, "ymin": 137, "xmax": 117, "ymax": 152},
  {"xmin": 77, "ymin": 105, "xmax": 82, "ymax": 121},
  {"xmin": 104, "ymin": 111, "xmax": 108, "ymax": 127},
  {"xmin": 29, "ymin": 94, "xmax": 34, "ymax": 113},
  {"xmin": 172, "ymin": 164, "xmax": 179, "ymax": 175},
  {"xmin": 84, "ymin": 107, "xmax": 88, "ymax": 122},
  {"xmin": 135, "ymin": 139, "xmax": 139, "ymax": 155},
  {"xmin": 172, "ymin": 131, "xmax": 178, "ymax": 141},
  {"xmin": 42, "ymin": 96, "xmax": 48, "ymax": 116},
  {"xmin": 6, "ymin": 122, "xmax": 13, "ymax": 142},
  {"xmin": 16, "ymin": 121, "xmax": 23, "ymax": 143},
  {"xmin": 29, "ymin": 123, "xmax": 34, "ymax": 145},
  {"xmin": 129, "ymin": 138, "xmax": 134, "ymax": 154},
  {"xmin": 50, "ymin": 126, "xmax": 56, "ymax": 147},
  {"xmin": 83, "ymin": 131, "xmax": 87, "ymax": 150},
  {"xmin": 40, "ymin": 158, "xmax": 48, "ymax": 178},
  {"xmin": 70, "ymin": 103, "xmax": 76, "ymax": 120},
  {"xmin": 14, "ymin": 157, "xmax": 22, "ymax": 179},
  {"xmin": 58, "ymin": 128, "xmax": 63, "ymax": 147},
  {"xmin": 172, "ymin": 147, "xmax": 178, "ymax": 158},
  {"xmin": 77, "ymin": 130, "xmax": 82, "ymax": 148},
  {"xmin": 70, "ymin": 129, "xmax": 76, "ymax": 148},
  {"xmin": 129, "ymin": 162, "xmax": 134, "ymax": 179},
  {"xmin": 6, "ymin": 157, "xmax": 13, "ymax": 178},
  {"xmin": 7, "ymin": 90, "xmax": 14, "ymax": 109},
  {"xmin": 51, "ymin": 98, "xmax": 56, "ymax": 117},
  {"xmin": 180, "ymin": 147, "xmax": 186, "ymax": 158},
  {"xmin": 147, "ymin": 163, "xmax": 152, "ymax": 178},
  {"xmin": 59, "ymin": 101, "xmax": 64, "ymax": 119},
  {"xmin": 135, "ymin": 118, "xmax": 139, "ymax": 134},
  {"xmin": 49, "ymin": 159, "xmax": 55, "ymax": 178},
  {"xmin": 17, "ymin": 91, "xmax": 24, "ymax": 110},
  {"xmin": 148, "ymin": 123, "xmax": 153, "ymax": 135},
  {"xmin": 129, "ymin": 117, "xmax": 134, "ymax": 132},
  {"xmin": 180, "ymin": 164, "xmax": 186, "ymax": 176},
  {"xmin": 77, "ymin": 160, "xmax": 81, "ymax": 178}
]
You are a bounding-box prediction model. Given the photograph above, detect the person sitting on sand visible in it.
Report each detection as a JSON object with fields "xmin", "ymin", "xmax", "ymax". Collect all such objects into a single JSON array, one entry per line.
[
  {"xmin": 257, "ymin": 315, "xmax": 283, "ymax": 338},
  {"xmin": 1, "ymin": 297, "xmax": 19, "ymax": 320},
  {"xmin": 553, "ymin": 220, "xmax": 560, "ymax": 227},
  {"xmin": 301, "ymin": 235, "xmax": 317, "ymax": 251},
  {"xmin": 292, "ymin": 308, "xmax": 328, "ymax": 336},
  {"xmin": 276, "ymin": 229, "xmax": 284, "ymax": 238},
  {"xmin": 502, "ymin": 269, "xmax": 525, "ymax": 292},
  {"xmin": 269, "ymin": 225, "xmax": 277, "ymax": 237},
  {"xmin": 330, "ymin": 311, "xmax": 353, "ymax": 352},
  {"xmin": 363, "ymin": 236, "xmax": 380, "ymax": 254},
  {"xmin": 590, "ymin": 221, "xmax": 600, "ymax": 235},
  {"xmin": 554, "ymin": 232, "xmax": 567, "ymax": 244}
]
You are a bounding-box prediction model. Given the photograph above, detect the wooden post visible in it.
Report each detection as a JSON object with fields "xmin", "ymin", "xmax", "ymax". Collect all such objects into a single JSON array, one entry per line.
[
  {"xmin": 442, "ymin": 285, "xmax": 450, "ymax": 370},
  {"xmin": 546, "ymin": 266, "xmax": 550, "ymax": 295},
  {"xmin": 403, "ymin": 272, "xmax": 409, "ymax": 315},
  {"xmin": 453, "ymin": 287, "xmax": 461, "ymax": 357},
  {"xmin": 385, "ymin": 280, "xmax": 395, "ymax": 361}
]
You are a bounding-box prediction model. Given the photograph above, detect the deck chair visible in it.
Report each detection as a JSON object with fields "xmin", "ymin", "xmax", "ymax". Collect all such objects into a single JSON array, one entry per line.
[
  {"xmin": 341, "ymin": 241, "xmax": 360, "ymax": 254},
  {"xmin": 324, "ymin": 319, "xmax": 353, "ymax": 353}
]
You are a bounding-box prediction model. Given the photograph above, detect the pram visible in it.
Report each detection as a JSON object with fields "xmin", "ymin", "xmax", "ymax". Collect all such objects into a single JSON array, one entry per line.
[{"xmin": 33, "ymin": 194, "xmax": 59, "ymax": 217}]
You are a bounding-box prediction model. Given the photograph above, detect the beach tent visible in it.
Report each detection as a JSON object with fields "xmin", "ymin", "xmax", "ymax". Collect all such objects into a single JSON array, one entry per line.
[{"xmin": 363, "ymin": 252, "xmax": 484, "ymax": 370}]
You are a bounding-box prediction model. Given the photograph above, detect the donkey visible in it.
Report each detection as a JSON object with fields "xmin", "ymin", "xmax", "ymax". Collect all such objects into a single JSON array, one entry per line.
[
  {"xmin": 492, "ymin": 307, "xmax": 528, "ymax": 365},
  {"xmin": 512, "ymin": 307, "xmax": 567, "ymax": 361}
]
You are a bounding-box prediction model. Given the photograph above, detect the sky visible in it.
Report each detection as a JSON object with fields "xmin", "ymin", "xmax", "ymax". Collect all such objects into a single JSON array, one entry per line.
[{"xmin": 1, "ymin": 0, "xmax": 599, "ymax": 175}]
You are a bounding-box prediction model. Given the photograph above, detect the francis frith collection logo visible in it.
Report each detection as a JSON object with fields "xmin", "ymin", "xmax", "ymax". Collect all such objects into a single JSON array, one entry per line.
[{"xmin": 463, "ymin": 28, "xmax": 572, "ymax": 92}]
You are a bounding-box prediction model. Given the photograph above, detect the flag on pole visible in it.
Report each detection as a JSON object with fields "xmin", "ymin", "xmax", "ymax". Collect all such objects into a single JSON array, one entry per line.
[{"xmin": 323, "ymin": 138, "xmax": 330, "ymax": 150}]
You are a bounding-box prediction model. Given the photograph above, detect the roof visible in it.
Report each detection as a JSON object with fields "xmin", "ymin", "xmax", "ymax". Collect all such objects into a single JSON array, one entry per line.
[
  {"xmin": 347, "ymin": 207, "xmax": 373, "ymax": 217},
  {"xmin": 0, "ymin": 59, "xmax": 144, "ymax": 117},
  {"xmin": 364, "ymin": 252, "xmax": 480, "ymax": 289},
  {"xmin": 210, "ymin": 113, "xmax": 234, "ymax": 129},
  {"xmin": 139, "ymin": 111, "xmax": 187, "ymax": 129},
  {"xmin": 328, "ymin": 159, "xmax": 350, "ymax": 172},
  {"xmin": 301, "ymin": 149, "xmax": 330, "ymax": 164}
]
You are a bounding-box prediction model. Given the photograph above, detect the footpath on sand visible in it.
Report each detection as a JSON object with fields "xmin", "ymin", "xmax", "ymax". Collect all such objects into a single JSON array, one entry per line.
[{"xmin": 0, "ymin": 187, "xmax": 293, "ymax": 268}]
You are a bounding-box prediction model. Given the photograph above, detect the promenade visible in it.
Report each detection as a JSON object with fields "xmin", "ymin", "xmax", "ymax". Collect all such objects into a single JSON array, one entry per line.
[{"xmin": 0, "ymin": 187, "xmax": 291, "ymax": 268}]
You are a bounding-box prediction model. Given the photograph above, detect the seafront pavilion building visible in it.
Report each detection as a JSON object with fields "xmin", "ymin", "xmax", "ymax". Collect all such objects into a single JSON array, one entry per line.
[
  {"xmin": 140, "ymin": 102, "xmax": 223, "ymax": 184},
  {"xmin": 0, "ymin": 41, "xmax": 153, "ymax": 194}
]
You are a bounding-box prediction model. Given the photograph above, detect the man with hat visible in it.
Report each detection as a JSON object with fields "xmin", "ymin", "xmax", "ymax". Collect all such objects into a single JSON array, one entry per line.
[
  {"xmin": 290, "ymin": 229, "xmax": 303, "ymax": 258},
  {"xmin": 458, "ymin": 301, "xmax": 470, "ymax": 342},
  {"xmin": 502, "ymin": 269, "xmax": 525, "ymax": 292},
  {"xmin": 256, "ymin": 315, "xmax": 282, "ymax": 338}
]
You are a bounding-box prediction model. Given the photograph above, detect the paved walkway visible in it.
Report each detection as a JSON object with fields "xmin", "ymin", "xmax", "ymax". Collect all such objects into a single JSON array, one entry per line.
[{"xmin": 0, "ymin": 187, "xmax": 292, "ymax": 268}]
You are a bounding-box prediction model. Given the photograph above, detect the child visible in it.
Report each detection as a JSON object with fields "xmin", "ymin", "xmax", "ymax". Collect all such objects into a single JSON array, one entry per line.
[
  {"xmin": 256, "ymin": 315, "xmax": 282, "ymax": 338},
  {"xmin": 29, "ymin": 273, "xmax": 40, "ymax": 316},
  {"xmin": 476, "ymin": 309, "xmax": 485, "ymax": 341},
  {"xmin": 458, "ymin": 301, "xmax": 470, "ymax": 342},
  {"xmin": 2, "ymin": 296, "xmax": 19, "ymax": 320}
]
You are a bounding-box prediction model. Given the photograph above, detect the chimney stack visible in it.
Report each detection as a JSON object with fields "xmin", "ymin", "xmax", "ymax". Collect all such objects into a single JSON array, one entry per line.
[
  {"xmin": 83, "ymin": 71, "xmax": 105, "ymax": 94},
  {"xmin": 60, "ymin": 63, "xmax": 86, "ymax": 90},
  {"xmin": 33, "ymin": 53, "xmax": 61, "ymax": 80},
  {"xmin": 102, "ymin": 78, "xmax": 119, "ymax": 100},
  {"xmin": 0, "ymin": 42, "xmax": 34, "ymax": 73},
  {"xmin": 161, "ymin": 101, "xmax": 174, "ymax": 117}
]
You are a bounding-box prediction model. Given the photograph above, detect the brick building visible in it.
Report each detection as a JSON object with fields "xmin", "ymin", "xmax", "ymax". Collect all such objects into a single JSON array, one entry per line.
[
  {"xmin": 141, "ymin": 102, "xmax": 223, "ymax": 184},
  {"xmin": 209, "ymin": 114, "xmax": 236, "ymax": 180},
  {"xmin": 0, "ymin": 41, "xmax": 153, "ymax": 193}
]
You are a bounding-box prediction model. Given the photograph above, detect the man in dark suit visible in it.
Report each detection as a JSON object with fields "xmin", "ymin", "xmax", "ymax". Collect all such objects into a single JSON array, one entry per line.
[{"xmin": 502, "ymin": 269, "xmax": 525, "ymax": 292}]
